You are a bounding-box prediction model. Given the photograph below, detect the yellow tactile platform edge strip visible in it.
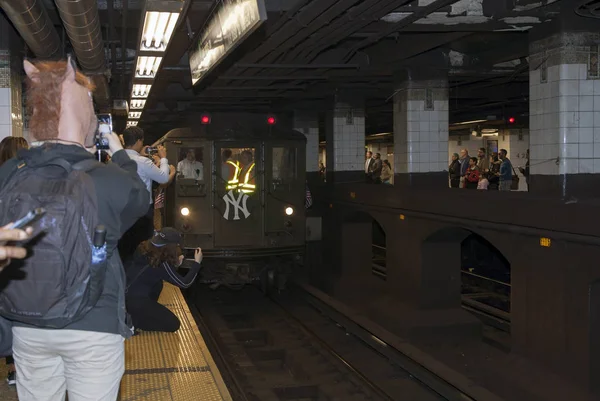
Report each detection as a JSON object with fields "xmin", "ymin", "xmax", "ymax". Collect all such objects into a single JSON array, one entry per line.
[{"xmin": 120, "ymin": 284, "xmax": 232, "ymax": 401}]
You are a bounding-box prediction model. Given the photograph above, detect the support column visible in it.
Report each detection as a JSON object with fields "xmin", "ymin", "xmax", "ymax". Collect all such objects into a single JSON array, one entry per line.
[
  {"xmin": 325, "ymin": 94, "xmax": 365, "ymax": 183},
  {"xmin": 0, "ymin": 13, "xmax": 24, "ymax": 141},
  {"xmin": 293, "ymin": 110, "xmax": 320, "ymax": 183},
  {"xmin": 529, "ymin": 31, "xmax": 600, "ymax": 198},
  {"xmin": 393, "ymin": 75, "xmax": 449, "ymax": 188}
]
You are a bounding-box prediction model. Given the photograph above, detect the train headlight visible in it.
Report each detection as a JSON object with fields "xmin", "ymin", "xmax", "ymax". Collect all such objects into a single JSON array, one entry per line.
[
  {"xmin": 285, "ymin": 206, "xmax": 294, "ymax": 216},
  {"xmin": 181, "ymin": 207, "xmax": 190, "ymax": 216}
]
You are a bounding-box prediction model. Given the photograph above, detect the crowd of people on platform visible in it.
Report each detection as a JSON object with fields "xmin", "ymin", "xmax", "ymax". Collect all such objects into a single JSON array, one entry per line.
[
  {"xmin": 448, "ymin": 147, "xmax": 529, "ymax": 191},
  {"xmin": 365, "ymin": 151, "xmax": 393, "ymax": 184},
  {"xmin": 0, "ymin": 58, "xmax": 204, "ymax": 401}
]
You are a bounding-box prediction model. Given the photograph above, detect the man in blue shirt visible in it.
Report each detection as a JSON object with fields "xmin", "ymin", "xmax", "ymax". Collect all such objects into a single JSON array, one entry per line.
[{"xmin": 498, "ymin": 149, "xmax": 513, "ymax": 191}]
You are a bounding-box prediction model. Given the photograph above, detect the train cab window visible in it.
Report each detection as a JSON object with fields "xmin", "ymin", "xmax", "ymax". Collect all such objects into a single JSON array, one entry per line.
[
  {"xmin": 272, "ymin": 147, "xmax": 297, "ymax": 183},
  {"xmin": 177, "ymin": 147, "xmax": 204, "ymax": 180},
  {"xmin": 221, "ymin": 148, "xmax": 257, "ymax": 194}
]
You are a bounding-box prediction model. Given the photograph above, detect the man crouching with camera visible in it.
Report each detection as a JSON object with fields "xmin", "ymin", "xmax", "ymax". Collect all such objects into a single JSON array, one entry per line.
[{"xmin": 119, "ymin": 126, "xmax": 174, "ymax": 262}]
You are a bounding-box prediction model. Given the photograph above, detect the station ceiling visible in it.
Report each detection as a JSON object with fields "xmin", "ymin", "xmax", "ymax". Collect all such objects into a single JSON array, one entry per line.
[{"xmin": 2, "ymin": 0, "xmax": 589, "ymax": 140}]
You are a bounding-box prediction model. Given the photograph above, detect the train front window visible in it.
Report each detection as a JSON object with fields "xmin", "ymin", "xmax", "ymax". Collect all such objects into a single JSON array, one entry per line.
[
  {"xmin": 272, "ymin": 147, "xmax": 297, "ymax": 184},
  {"xmin": 221, "ymin": 148, "xmax": 257, "ymax": 194},
  {"xmin": 177, "ymin": 147, "xmax": 204, "ymax": 180}
]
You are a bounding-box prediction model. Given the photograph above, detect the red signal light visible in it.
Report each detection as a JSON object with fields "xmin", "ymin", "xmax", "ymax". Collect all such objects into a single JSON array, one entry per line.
[
  {"xmin": 508, "ymin": 117, "xmax": 515, "ymax": 124},
  {"xmin": 267, "ymin": 116, "xmax": 276, "ymax": 125},
  {"xmin": 201, "ymin": 115, "xmax": 210, "ymax": 124}
]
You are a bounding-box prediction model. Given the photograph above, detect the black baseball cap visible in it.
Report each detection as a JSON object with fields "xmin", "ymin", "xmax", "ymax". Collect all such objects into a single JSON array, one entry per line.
[{"xmin": 150, "ymin": 227, "xmax": 183, "ymax": 247}]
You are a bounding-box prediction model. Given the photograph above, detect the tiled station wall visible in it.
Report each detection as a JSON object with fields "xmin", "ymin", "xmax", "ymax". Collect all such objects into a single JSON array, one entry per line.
[{"xmin": 0, "ymin": 14, "xmax": 24, "ymax": 141}]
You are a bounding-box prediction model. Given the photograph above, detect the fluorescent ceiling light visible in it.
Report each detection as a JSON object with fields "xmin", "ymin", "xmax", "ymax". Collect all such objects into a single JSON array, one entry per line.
[
  {"xmin": 141, "ymin": 11, "xmax": 179, "ymax": 52},
  {"xmin": 132, "ymin": 84, "xmax": 152, "ymax": 98},
  {"xmin": 135, "ymin": 56, "xmax": 163, "ymax": 78},
  {"xmin": 130, "ymin": 99, "xmax": 146, "ymax": 110},
  {"xmin": 455, "ymin": 119, "xmax": 487, "ymax": 125},
  {"xmin": 482, "ymin": 133, "xmax": 498, "ymax": 137},
  {"xmin": 370, "ymin": 132, "xmax": 392, "ymax": 137},
  {"xmin": 129, "ymin": 111, "xmax": 142, "ymax": 119},
  {"xmin": 481, "ymin": 129, "xmax": 498, "ymax": 133},
  {"xmin": 126, "ymin": 121, "xmax": 138, "ymax": 127}
]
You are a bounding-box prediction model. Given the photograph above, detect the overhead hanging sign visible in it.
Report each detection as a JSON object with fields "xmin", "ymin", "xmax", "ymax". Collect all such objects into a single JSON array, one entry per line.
[{"xmin": 189, "ymin": 0, "xmax": 267, "ymax": 86}]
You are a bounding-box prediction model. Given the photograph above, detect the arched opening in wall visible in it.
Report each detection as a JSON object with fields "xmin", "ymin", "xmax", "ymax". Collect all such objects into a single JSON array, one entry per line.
[
  {"xmin": 461, "ymin": 233, "xmax": 511, "ymax": 330},
  {"xmin": 342, "ymin": 212, "xmax": 387, "ymax": 282},
  {"xmin": 372, "ymin": 220, "xmax": 386, "ymax": 280}
]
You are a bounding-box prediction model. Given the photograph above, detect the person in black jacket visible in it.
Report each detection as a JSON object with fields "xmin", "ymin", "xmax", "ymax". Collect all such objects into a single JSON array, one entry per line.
[
  {"xmin": 0, "ymin": 58, "xmax": 149, "ymax": 400},
  {"xmin": 125, "ymin": 227, "xmax": 202, "ymax": 333}
]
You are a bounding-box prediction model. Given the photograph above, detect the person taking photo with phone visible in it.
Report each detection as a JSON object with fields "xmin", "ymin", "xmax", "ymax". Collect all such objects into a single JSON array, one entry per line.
[
  {"xmin": 119, "ymin": 126, "xmax": 173, "ymax": 262},
  {"xmin": 125, "ymin": 228, "xmax": 202, "ymax": 333}
]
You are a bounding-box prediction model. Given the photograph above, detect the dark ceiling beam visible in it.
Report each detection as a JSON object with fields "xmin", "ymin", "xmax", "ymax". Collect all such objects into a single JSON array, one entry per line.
[
  {"xmin": 228, "ymin": 0, "xmax": 333, "ymax": 79},
  {"xmin": 344, "ymin": 0, "xmax": 463, "ymax": 60},
  {"xmin": 218, "ymin": 75, "xmax": 327, "ymax": 81},
  {"xmin": 235, "ymin": 63, "xmax": 360, "ymax": 69},
  {"xmin": 362, "ymin": 32, "xmax": 472, "ymax": 66},
  {"xmin": 259, "ymin": 0, "xmax": 368, "ymax": 64},
  {"xmin": 355, "ymin": 20, "xmax": 542, "ymax": 33},
  {"xmin": 287, "ymin": 0, "xmax": 414, "ymax": 63}
]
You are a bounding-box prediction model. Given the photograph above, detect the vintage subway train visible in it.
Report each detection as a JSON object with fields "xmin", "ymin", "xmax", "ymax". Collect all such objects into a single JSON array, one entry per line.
[{"xmin": 152, "ymin": 114, "xmax": 306, "ymax": 290}]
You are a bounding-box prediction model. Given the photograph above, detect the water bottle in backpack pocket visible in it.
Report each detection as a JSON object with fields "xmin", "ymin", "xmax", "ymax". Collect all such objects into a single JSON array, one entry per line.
[{"xmin": 0, "ymin": 158, "xmax": 108, "ymax": 328}]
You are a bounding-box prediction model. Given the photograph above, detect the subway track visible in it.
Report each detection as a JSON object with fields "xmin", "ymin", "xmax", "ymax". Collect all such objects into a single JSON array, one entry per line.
[{"xmin": 185, "ymin": 283, "xmax": 480, "ymax": 401}]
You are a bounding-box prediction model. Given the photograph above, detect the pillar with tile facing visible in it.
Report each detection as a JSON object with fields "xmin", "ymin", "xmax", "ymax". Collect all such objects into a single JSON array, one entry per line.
[
  {"xmin": 293, "ymin": 110, "xmax": 320, "ymax": 181},
  {"xmin": 324, "ymin": 96, "xmax": 365, "ymax": 183},
  {"xmin": 393, "ymin": 78, "xmax": 449, "ymax": 188},
  {"xmin": 0, "ymin": 13, "xmax": 24, "ymax": 141},
  {"xmin": 529, "ymin": 31, "xmax": 600, "ymax": 198}
]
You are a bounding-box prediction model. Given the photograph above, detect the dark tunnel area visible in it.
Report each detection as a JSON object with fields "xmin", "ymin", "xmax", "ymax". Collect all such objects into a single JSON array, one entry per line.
[{"xmin": 460, "ymin": 234, "xmax": 511, "ymax": 316}]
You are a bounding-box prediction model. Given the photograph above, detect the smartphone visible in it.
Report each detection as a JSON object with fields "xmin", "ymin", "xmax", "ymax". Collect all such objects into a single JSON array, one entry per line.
[
  {"xmin": 96, "ymin": 114, "xmax": 112, "ymax": 150},
  {"xmin": 9, "ymin": 208, "xmax": 46, "ymax": 230},
  {"xmin": 0, "ymin": 208, "xmax": 46, "ymax": 246}
]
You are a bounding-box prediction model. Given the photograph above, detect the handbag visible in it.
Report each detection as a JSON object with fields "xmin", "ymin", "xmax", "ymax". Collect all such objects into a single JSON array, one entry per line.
[{"xmin": 511, "ymin": 165, "xmax": 520, "ymax": 190}]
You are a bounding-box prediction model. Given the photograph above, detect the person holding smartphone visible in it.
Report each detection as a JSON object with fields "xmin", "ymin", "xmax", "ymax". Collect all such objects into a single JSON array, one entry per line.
[
  {"xmin": 124, "ymin": 228, "xmax": 202, "ymax": 333},
  {"xmin": 119, "ymin": 126, "xmax": 173, "ymax": 262}
]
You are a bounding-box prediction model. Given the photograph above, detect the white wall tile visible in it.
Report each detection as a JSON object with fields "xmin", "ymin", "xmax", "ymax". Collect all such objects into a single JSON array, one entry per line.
[
  {"xmin": 580, "ymin": 81, "xmax": 594, "ymax": 96},
  {"xmin": 580, "ymin": 142, "xmax": 594, "ymax": 158},
  {"xmin": 559, "ymin": 80, "xmax": 580, "ymax": 96},
  {"xmin": 580, "ymin": 96, "xmax": 594, "ymax": 111}
]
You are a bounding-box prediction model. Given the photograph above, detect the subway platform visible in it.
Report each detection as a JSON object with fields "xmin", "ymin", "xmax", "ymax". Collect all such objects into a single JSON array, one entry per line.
[{"xmin": 0, "ymin": 283, "xmax": 231, "ymax": 401}]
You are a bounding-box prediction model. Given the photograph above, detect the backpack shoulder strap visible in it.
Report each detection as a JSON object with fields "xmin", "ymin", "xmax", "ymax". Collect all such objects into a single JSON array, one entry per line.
[{"xmin": 72, "ymin": 158, "xmax": 102, "ymax": 174}]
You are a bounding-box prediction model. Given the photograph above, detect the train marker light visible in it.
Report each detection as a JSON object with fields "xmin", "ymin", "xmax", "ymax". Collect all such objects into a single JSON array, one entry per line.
[
  {"xmin": 181, "ymin": 207, "xmax": 190, "ymax": 216},
  {"xmin": 508, "ymin": 117, "xmax": 515, "ymax": 124},
  {"xmin": 285, "ymin": 207, "xmax": 294, "ymax": 216},
  {"xmin": 540, "ymin": 237, "xmax": 551, "ymax": 247},
  {"xmin": 267, "ymin": 116, "xmax": 276, "ymax": 125},
  {"xmin": 201, "ymin": 115, "xmax": 211, "ymax": 124}
]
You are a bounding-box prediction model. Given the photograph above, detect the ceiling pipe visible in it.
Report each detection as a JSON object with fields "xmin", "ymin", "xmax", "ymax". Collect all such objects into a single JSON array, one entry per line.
[
  {"xmin": 53, "ymin": 0, "xmax": 111, "ymax": 110},
  {"xmin": 0, "ymin": 0, "xmax": 61, "ymax": 59}
]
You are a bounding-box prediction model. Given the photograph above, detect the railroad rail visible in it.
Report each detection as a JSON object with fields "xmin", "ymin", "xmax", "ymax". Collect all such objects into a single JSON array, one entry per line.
[{"xmin": 186, "ymin": 281, "xmax": 507, "ymax": 401}]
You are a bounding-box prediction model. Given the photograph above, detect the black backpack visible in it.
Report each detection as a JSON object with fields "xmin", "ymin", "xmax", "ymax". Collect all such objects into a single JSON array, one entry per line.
[{"xmin": 0, "ymin": 157, "xmax": 107, "ymax": 328}]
